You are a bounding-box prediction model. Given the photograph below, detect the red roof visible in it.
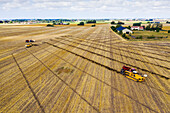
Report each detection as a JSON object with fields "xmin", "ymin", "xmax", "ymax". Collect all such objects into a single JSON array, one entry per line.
[
  {"xmin": 131, "ymin": 26, "xmax": 144, "ymax": 29},
  {"xmin": 139, "ymin": 27, "xmax": 144, "ymax": 29}
]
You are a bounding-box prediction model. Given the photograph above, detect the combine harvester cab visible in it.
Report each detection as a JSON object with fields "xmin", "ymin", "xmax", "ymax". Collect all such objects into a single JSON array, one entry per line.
[
  {"xmin": 25, "ymin": 40, "xmax": 34, "ymax": 48},
  {"xmin": 25, "ymin": 44, "xmax": 32, "ymax": 48},
  {"xmin": 120, "ymin": 65, "xmax": 147, "ymax": 82}
]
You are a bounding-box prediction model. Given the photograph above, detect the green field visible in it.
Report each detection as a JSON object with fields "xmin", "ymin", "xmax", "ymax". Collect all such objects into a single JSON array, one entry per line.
[
  {"xmin": 133, "ymin": 30, "xmax": 169, "ymax": 37},
  {"xmin": 129, "ymin": 30, "xmax": 170, "ymax": 41}
]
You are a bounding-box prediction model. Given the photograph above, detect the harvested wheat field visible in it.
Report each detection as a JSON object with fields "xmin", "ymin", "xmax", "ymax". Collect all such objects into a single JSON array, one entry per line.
[{"xmin": 0, "ymin": 24, "xmax": 170, "ymax": 113}]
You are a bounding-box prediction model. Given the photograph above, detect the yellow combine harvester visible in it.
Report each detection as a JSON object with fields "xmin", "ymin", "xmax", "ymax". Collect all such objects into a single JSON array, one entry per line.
[
  {"xmin": 25, "ymin": 43, "xmax": 32, "ymax": 48},
  {"xmin": 25, "ymin": 40, "xmax": 34, "ymax": 48},
  {"xmin": 120, "ymin": 65, "xmax": 147, "ymax": 82}
]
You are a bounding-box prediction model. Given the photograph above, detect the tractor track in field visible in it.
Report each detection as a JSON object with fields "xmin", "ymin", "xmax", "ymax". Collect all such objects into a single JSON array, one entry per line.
[
  {"xmin": 11, "ymin": 54, "xmax": 45, "ymax": 113},
  {"xmin": 1, "ymin": 25, "xmax": 169, "ymax": 113},
  {"xmin": 120, "ymin": 42, "xmax": 170, "ymax": 51},
  {"xmin": 56, "ymin": 36, "xmax": 170, "ymax": 62},
  {"xmin": 56, "ymin": 36, "xmax": 170, "ymax": 76},
  {"xmin": 51, "ymin": 38, "xmax": 170, "ymax": 70},
  {"xmin": 42, "ymin": 42, "xmax": 170, "ymax": 95},
  {"xmin": 84, "ymin": 39, "xmax": 170, "ymax": 57},
  {"xmin": 45, "ymin": 41, "xmax": 169, "ymax": 80},
  {"xmin": 78, "ymin": 36, "xmax": 170, "ymax": 56},
  {"xmin": 30, "ymin": 44, "xmax": 164, "ymax": 113},
  {"xmin": 114, "ymin": 44, "xmax": 170, "ymax": 57},
  {"xmin": 25, "ymin": 49, "xmax": 101, "ymax": 113},
  {"xmin": 0, "ymin": 26, "xmax": 68, "ymax": 39},
  {"xmin": 1, "ymin": 26, "xmax": 103, "ymax": 112},
  {"xmin": 5, "ymin": 32, "xmax": 98, "ymax": 112},
  {"xmin": 0, "ymin": 26, "xmax": 95, "ymax": 70}
]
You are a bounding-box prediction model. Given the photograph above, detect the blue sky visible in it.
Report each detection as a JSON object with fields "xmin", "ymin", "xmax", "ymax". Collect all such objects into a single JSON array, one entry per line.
[{"xmin": 0, "ymin": 0, "xmax": 170, "ymax": 19}]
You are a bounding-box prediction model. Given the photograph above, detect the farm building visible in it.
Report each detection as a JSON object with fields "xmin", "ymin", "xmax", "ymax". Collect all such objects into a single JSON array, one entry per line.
[
  {"xmin": 131, "ymin": 26, "xmax": 144, "ymax": 30},
  {"xmin": 122, "ymin": 28, "xmax": 133, "ymax": 34},
  {"xmin": 116, "ymin": 26, "xmax": 126, "ymax": 32}
]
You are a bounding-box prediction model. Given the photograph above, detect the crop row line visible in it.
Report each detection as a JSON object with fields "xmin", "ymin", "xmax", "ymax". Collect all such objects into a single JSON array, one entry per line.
[
  {"xmin": 57, "ymin": 36, "xmax": 170, "ymax": 62},
  {"xmin": 115, "ymin": 44, "xmax": 169, "ymax": 57},
  {"xmin": 52, "ymin": 38, "xmax": 170, "ymax": 70},
  {"xmin": 43, "ymin": 42, "xmax": 170, "ymax": 94},
  {"xmin": 120, "ymin": 42, "xmax": 170, "ymax": 51},
  {"xmin": 25, "ymin": 49, "xmax": 101, "ymax": 113},
  {"xmin": 46, "ymin": 41, "xmax": 169, "ymax": 79},
  {"xmin": 11, "ymin": 54, "xmax": 45, "ymax": 113},
  {"xmin": 36, "ymin": 44, "xmax": 161, "ymax": 113}
]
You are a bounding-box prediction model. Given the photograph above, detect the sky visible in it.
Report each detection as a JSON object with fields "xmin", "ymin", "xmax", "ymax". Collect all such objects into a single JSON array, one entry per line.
[{"xmin": 0, "ymin": 0, "xmax": 170, "ymax": 19}]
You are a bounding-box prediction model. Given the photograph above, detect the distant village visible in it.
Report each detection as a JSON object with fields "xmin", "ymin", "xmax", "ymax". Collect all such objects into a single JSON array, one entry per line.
[
  {"xmin": 0, "ymin": 18, "xmax": 169, "ymax": 25},
  {"xmin": 110, "ymin": 19, "xmax": 170, "ymax": 40}
]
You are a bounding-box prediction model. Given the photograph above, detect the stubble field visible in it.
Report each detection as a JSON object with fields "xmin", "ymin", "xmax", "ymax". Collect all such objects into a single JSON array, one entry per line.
[{"xmin": 0, "ymin": 24, "xmax": 169, "ymax": 113}]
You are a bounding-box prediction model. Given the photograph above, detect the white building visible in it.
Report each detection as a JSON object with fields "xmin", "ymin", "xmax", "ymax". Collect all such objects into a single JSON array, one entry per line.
[
  {"xmin": 131, "ymin": 26, "xmax": 144, "ymax": 30},
  {"xmin": 122, "ymin": 28, "xmax": 133, "ymax": 34}
]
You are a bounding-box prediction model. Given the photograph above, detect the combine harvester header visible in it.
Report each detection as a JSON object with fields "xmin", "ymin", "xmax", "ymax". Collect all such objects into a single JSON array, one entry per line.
[{"xmin": 120, "ymin": 65, "xmax": 147, "ymax": 82}]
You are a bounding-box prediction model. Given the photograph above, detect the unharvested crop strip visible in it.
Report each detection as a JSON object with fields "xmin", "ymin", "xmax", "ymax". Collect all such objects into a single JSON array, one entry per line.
[
  {"xmin": 81, "ymin": 37, "xmax": 170, "ymax": 58},
  {"xmin": 25, "ymin": 49, "xmax": 101, "ymax": 113},
  {"xmin": 121, "ymin": 43, "xmax": 170, "ymax": 52},
  {"xmin": 52, "ymin": 38, "xmax": 170, "ymax": 70},
  {"xmin": 11, "ymin": 54, "xmax": 45, "ymax": 113},
  {"xmin": 115, "ymin": 44, "xmax": 169, "ymax": 57},
  {"xmin": 46, "ymin": 41, "xmax": 169, "ymax": 79},
  {"xmin": 56, "ymin": 36, "xmax": 170, "ymax": 62},
  {"xmin": 80, "ymin": 38, "xmax": 170, "ymax": 58}
]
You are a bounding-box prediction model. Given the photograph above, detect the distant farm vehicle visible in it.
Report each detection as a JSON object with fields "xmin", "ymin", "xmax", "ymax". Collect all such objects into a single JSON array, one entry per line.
[
  {"xmin": 25, "ymin": 40, "xmax": 35, "ymax": 43},
  {"xmin": 30, "ymin": 40, "xmax": 35, "ymax": 42},
  {"xmin": 25, "ymin": 43, "xmax": 32, "ymax": 48},
  {"xmin": 120, "ymin": 65, "xmax": 147, "ymax": 82},
  {"xmin": 25, "ymin": 40, "xmax": 29, "ymax": 43}
]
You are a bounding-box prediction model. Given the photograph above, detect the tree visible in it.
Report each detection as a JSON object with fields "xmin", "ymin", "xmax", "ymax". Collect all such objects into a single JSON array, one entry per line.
[
  {"xmin": 59, "ymin": 19, "xmax": 62, "ymax": 23},
  {"xmin": 146, "ymin": 24, "xmax": 151, "ymax": 30},
  {"xmin": 111, "ymin": 26, "xmax": 116, "ymax": 31},
  {"xmin": 111, "ymin": 26, "xmax": 116, "ymax": 29},
  {"xmin": 111, "ymin": 21, "xmax": 115, "ymax": 24},
  {"xmin": 119, "ymin": 30, "xmax": 122, "ymax": 35},
  {"xmin": 127, "ymin": 26, "xmax": 131, "ymax": 29},
  {"xmin": 86, "ymin": 20, "xmax": 96, "ymax": 23},
  {"xmin": 91, "ymin": 24, "xmax": 96, "ymax": 27},
  {"xmin": 46, "ymin": 24, "xmax": 54, "ymax": 27},
  {"xmin": 156, "ymin": 28, "xmax": 159, "ymax": 32},
  {"xmin": 52, "ymin": 21, "xmax": 56, "ymax": 25},
  {"xmin": 117, "ymin": 21, "xmax": 124, "ymax": 25},
  {"xmin": 122, "ymin": 33, "xmax": 126, "ymax": 37},
  {"xmin": 151, "ymin": 23, "xmax": 163, "ymax": 30},
  {"xmin": 166, "ymin": 21, "xmax": 170, "ymax": 24},
  {"xmin": 78, "ymin": 22, "xmax": 84, "ymax": 25},
  {"xmin": 133, "ymin": 23, "xmax": 141, "ymax": 26},
  {"xmin": 116, "ymin": 24, "xmax": 121, "ymax": 28}
]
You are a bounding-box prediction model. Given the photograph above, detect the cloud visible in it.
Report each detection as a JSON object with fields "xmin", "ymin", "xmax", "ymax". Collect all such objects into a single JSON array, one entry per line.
[
  {"xmin": 1, "ymin": 0, "xmax": 169, "ymax": 11},
  {"xmin": 33, "ymin": 1, "xmax": 72, "ymax": 9},
  {"xmin": 0, "ymin": 0, "xmax": 169, "ymax": 18}
]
